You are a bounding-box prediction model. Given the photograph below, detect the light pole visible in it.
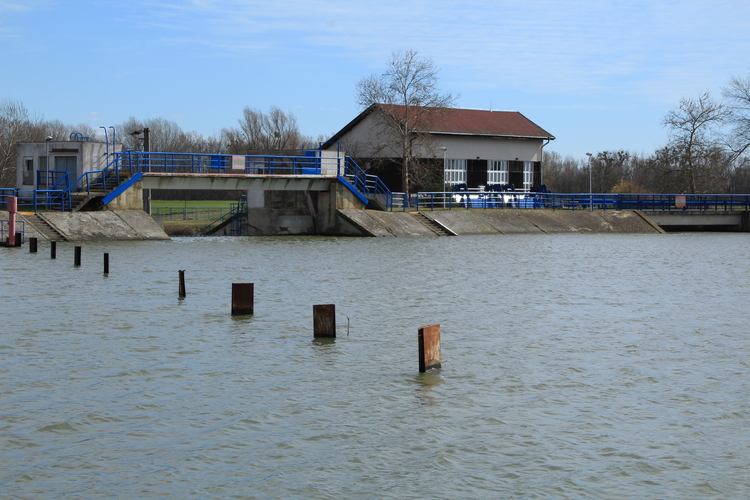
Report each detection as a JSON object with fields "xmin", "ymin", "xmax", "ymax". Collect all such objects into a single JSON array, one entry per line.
[
  {"xmin": 440, "ymin": 146, "xmax": 447, "ymax": 184},
  {"xmin": 440, "ymin": 146, "xmax": 447, "ymax": 207},
  {"xmin": 45, "ymin": 136, "xmax": 52, "ymax": 188},
  {"xmin": 586, "ymin": 152, "xmax": 593, "ymax": 211}
]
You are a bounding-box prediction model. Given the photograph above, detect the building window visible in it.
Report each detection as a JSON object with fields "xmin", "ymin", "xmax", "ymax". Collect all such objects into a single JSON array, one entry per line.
[
  {"xmin": 444, "ymin": 158, "xmax": 466, "ymax": 186},
  {"xmin": 488, "ymin": 160, "xmax": 508, "ymax": 185},
  {"xmin": 523, "ymin": 161, "xmax": 534, "ymax": 189},
  {"xmin": 23, "ymin": 157, "xmax": 34, "ymax": 185}
]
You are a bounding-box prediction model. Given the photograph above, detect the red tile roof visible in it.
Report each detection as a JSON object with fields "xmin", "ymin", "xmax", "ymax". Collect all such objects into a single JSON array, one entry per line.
[{"xmin": 326, "ymin": 104, "xmax": 554, "ymax": 144}]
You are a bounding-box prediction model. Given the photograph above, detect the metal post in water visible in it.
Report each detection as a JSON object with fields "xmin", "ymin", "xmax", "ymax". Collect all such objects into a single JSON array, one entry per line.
[
  {"xmin": 103, "ymin": 253, "xmax": 109, "ymax": 274},
  {"xmin": 418, "ymin": 324, "xmax": 442, "ymax": 372},
  {"xmin": 231, "ymin": 283, "xmax": 254, "ymax": 315},
  {"xmin": 51, "ymin": 241, "xmax": 56, "ymax": 259},
  {"xmin": 178, "ymin": 270, "xmax": 186, "ymax": 298},
  {"xmin": 29, "ymin": 237, "xmax": 38, "ymax": 253},
  {"xmin": 74, "ymin": 246, "xmax": 81, "ymax": 267},
  {"xmin": 313, "ymin": 304, "xmax": 336, "ymax": 338}
]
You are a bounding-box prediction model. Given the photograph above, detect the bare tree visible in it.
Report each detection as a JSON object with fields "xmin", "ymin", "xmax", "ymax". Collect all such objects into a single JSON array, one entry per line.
[
  {"xmin": 222, "ymin": 106, "xmax": 304, "ymax": 153},
  {"xmin": 662, "ymin": 92, "xmax": 730, "ymax": 193},
  {"xmin": 723, "ymin": 71, "xmax": 750, "ymax": 157},
  {"xmin": 355, "ymin": 50, "xmax": 456, "ymax": 194},
  {"xmin": 118, "ymin": 117, "xmax": 201, "ymax": 153},
  {"xmin": 0, "ymin": 99, "xmax": 46, "ymax": 187},
  {"xmin": 542, "ymin": 151, "xmax": 587, "ymax": 193},
  {"xmin": 590, "ymin": 151, "xmax": 630, "ymax": 193}
]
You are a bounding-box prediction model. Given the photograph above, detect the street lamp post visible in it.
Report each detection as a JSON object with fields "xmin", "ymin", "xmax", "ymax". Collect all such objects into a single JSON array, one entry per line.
[
  {"xmin": 586, "ymin": 152, "xmax": 593, "ymax": 211},
  {"xmin": 44, "ymin": 136, "xmax": 52, "ymax": 188},
  {"xmin": 440, "ymin": 146, "xmax": 447, "ymax": 207}
]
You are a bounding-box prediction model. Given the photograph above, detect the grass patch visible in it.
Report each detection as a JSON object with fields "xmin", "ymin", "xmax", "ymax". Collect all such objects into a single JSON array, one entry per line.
[{"xmin": 151, "ymin": 200, "xmax": 235, "ymax": 209}]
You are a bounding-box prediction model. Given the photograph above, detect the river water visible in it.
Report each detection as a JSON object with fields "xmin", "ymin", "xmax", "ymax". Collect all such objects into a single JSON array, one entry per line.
[{"xmin": 1, "ymin": 233, "xmax": 749, "ymax": 499}]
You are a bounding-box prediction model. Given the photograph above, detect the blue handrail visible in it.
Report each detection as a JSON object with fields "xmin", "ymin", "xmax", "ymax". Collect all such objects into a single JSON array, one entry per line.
[
  {"xmin": 407, "ymin": 191, "xmax": 750, "ymax": 212},
  {"xmin": 116, "ymin": 151, "xmax": 324, "ymax": 176},
  {"xmin": 344, "ymin": 156, "xmax": 393, "ymax": 209},
  {"xmin": 0, "ymin": 219, "xmax": 24, "ymax": 242}
]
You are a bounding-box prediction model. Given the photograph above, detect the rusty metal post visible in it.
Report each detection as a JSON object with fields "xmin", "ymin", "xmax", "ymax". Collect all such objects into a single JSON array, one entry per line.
[
  {"xmin": 418, "ymin": 324, "xmax": 442, "ymax": 372},
  {"xmin": 178, "ymin": 270, "xmax": 186, "ymax": 298},
  {"xmin": 313, "ymin": 304, "xmax": 336, "ymax": 338},
  {"xmin": 29, "ymin": 237, "xmax": 38, "ymax": 253},
  {"xmin": 231, "ymin": 283, "xmax": 254, "ymax": 315},
  {"xmin": 103, "ymin": 253, "xmax": 109, "ymax": 274},
  {"xmin": 74, "ymin": 246, "xmax": 81, "ymax": 267}
]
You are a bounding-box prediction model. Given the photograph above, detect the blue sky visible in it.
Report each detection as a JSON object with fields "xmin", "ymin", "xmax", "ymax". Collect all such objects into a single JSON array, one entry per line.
[{"xmin": 2, "ymin": 0, "xmax": 749, "ymax": 158}]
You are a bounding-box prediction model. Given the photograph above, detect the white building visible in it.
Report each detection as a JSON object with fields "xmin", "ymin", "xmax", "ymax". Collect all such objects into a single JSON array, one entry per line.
[
  {"xmin": 324, "ymin": 104, "xmax": 555, "ymax": 192},
  {"xmin": 16, "ymin": 136, "xmax": 122, "ymax": 190}
]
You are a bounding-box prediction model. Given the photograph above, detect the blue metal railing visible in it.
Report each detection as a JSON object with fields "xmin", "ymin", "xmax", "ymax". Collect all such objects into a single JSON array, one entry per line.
[
  {"xmin": 344, "ymin": 157, "xmax": 393, "ymax": 210},
  {"xmin": 116, "ymin": 151, "xmax": 325, "ymax": 176},
  {"xmin": 16, "ymin": 149, "xmax": 391, "ymax": 213},
  {"xmin": 0, "ymin": 219, "xmax": 25, "ymax": 242},
  {"xmin": 1, "ymin": 188, "xmax": 17, "ymax": 208},
  {"xmin": 403, "ymin": 191, "xmax": 750, "ymax": 212},
  {"xmin": 36, "ymin": 170, "xmax": 70, "ymax": 190},
  {"xmin": 67, "ymin": 149, "xmax": 132, "ymax": 203}
]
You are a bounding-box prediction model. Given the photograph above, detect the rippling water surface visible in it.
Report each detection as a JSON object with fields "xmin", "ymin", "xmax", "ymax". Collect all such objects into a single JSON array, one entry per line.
[{"xmin": 1, "ymin": 233, "xmax": 749, "ymax": 499}]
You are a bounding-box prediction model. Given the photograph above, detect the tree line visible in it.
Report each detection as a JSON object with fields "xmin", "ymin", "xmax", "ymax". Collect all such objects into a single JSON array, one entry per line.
[
  {"xmin": 0, "ymin": 102, "xmax": 324, "ymax": 188},
  {"xmin": 3, "ymin": 61, "xmax": 750, "ymax": 194},
  {"xmin": 544, "ymin": 73, "xmax": 750, "ymax": 194}
]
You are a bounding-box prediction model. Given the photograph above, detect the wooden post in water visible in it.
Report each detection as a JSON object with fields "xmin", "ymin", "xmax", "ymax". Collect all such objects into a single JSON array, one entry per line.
[
  {"xmin": 178, "ymin": 270, "xmax": 186, "ymax": 298},
  {"xmin": 50, "ymin": 241, "xmax": 56, "ymax": 259},
  {"xmin": 29, "ymin": 237, "xmax": 38, "ymax": 253},
  {"xmin": 103, "ymin": 253, "xmax": 109, "ymax": 274},
  {"xmin": 74, "ymin": 246, "xmax": 82, "ymax": 267},
  {"xmin": 418, "ymin": 324, "xmax": 441, "ymax": 372},
  {"xmin": 231, "ymin": 283, "xmax": 254, "ymax": 315},
  {"xmin": 313, "ymin": 304, "xmax": 336, "ymax": 338}
]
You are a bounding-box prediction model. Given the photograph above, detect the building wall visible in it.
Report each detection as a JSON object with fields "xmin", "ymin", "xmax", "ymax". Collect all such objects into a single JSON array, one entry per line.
[
  {"xmin": 330, "ymin": 111, "xmax": 546, "ymax": 163},
  {"xmin": 327, "ymin": 111, "xmax": 548, "ymax": 191},
  {"xmin": 16, "ymin": 141, "xmax": 123, "ymax": 189}
]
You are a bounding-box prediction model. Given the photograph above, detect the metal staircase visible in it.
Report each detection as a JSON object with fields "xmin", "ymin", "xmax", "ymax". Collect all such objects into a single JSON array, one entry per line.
[{"xmin": 201, "ymin": 197, "xmax": 248, "ymax": 235}]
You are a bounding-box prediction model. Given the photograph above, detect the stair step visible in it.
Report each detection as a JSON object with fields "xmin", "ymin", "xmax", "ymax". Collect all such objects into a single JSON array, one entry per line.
[
  {"xmin": 26, "ymin": 214, "xmax": 67, "ymax": 241},
  {"xmin": 412, "ymin": 212, "xmax": 455, "ymax": 236}
]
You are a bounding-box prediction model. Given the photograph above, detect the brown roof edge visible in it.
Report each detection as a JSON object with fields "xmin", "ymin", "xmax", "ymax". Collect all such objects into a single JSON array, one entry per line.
[{"xmin": 323, "ymin": 104, "xmax": 555, "ymax": 146}]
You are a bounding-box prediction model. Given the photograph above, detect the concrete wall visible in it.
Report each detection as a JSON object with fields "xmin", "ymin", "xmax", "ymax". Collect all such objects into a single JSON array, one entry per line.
[
  {"xmin": 6, "ymin": 210, "xmax": 169, "ymax": 241},
  {"xmin": 239, "ymin": 181, "xmax": 368, "ymax": 236},
  {"xmin": 337, "ymin": 209, "xmax": 664, "ymax": 236},
  {"xmin": 16, "ymin": 140, "xmax": 123, "ymax": 189},
  {"xmin": 106, "ymin": 179, "xmax": 144, "ymax": 211}
]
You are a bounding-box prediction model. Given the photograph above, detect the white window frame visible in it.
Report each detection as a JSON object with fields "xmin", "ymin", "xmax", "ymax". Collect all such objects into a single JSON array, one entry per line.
[
  {"xmin": 523, "ymin": 161, "xmax": 533, "ymax": 189},
  {"xmin": 488, "ymin": 160, "xmax": 508, "ymax": 185},
  {"xmin": 444, "ymin": 158, "xmax": 466, "ymax": 186},
  {"xmin": 23, "ymin": 157, "xmax": 34, "ymax": 185}
]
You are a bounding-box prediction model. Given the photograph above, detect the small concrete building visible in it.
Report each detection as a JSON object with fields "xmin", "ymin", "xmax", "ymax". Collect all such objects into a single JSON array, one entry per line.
[
  {"xmin": 324, "ymin": 104, "xmax": 555, "ymax": 192},
  {"xmin": 16, "ymin": 136, "xmax": 123, "ymax": 190}
]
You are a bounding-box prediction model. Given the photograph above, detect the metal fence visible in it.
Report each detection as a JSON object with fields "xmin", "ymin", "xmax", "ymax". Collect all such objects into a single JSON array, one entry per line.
[
  {"xmin": 150, "ymin": 207, "xmax": 235, "ymax": 221},
  {"xmin": 392, "ymin": 192, "xmax": 750, "ymax": 212},
  {"xmin": 119, "ymin": 151, "xmax": 332, "ymax": 176},
  {"xmin": 0, "ymin": 220, "xmax": 25, "ymax": 242}
]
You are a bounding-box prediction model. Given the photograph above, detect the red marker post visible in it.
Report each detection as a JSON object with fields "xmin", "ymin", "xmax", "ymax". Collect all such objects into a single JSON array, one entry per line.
[{"xmin": 6, "ymin": 196, "xmax": 17, "ymax": 247}]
